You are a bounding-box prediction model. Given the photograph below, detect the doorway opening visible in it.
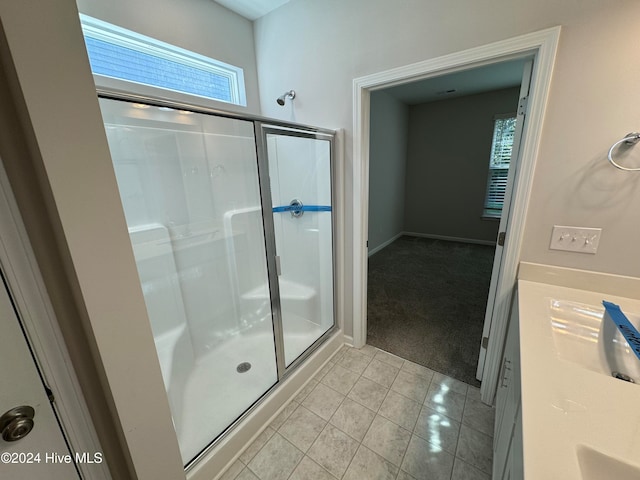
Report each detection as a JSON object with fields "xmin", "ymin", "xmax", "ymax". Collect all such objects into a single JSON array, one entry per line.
[
  {"xmin": 365, "ymin": 59, "xmax": 527, "ymax": 387},
  {"xmin": 352, "ymin": 27, "xmax": 561, "ymax": 403}
]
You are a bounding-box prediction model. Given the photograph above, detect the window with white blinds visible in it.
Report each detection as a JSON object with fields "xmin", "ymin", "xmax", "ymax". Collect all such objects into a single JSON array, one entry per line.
[{"xmin": 483, "ymin": 115, "xmax": 516, "ymax": 219}]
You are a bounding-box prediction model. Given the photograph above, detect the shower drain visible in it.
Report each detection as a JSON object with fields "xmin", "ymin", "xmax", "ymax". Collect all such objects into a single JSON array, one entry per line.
[{"xmin": 236, "ymin": 362, "xmax": 252, "ymax": 373}]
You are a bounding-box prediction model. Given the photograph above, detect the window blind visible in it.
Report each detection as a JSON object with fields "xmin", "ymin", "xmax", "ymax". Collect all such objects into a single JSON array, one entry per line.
[{"xmin": 483, "ymin": 116, "xmax": 516, "ymax": 219}]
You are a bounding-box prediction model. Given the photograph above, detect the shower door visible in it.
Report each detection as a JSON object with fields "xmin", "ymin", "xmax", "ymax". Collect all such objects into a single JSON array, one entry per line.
[
  {"xmin": 98, "ymin": 98, "xmax": 279, "ymax": 466},
  {"xmin": 260, "ymin": 126, "xmax": 336, "ymax": 368}
]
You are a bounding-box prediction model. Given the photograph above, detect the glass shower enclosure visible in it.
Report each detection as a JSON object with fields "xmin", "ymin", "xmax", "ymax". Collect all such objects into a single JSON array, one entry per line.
[{"xmin": 98, "ymin": 95, "xmax": 336, "ymax": 466}]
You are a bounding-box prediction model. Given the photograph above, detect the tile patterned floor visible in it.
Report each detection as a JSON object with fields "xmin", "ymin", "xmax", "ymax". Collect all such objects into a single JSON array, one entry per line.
[{"xmin": 220, "ymin": 345, "xmax": 494, "ymax": 480}]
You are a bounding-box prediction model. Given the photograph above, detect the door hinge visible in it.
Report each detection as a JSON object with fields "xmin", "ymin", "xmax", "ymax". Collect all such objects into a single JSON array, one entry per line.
[
  {"xmin": 482, "ymin": 336, "xmax": 489, "ymax": 349},
  {"xmin": 517, "ymin": 95, "xmax": 528, "ymax": 116},
  {"xmin": 497, "ymin": 231, "xmax": 506, "ymax": 247},
  {"xmin": 44, "ymin": 385, "xmax": 55, "ymax": 403},
  {"xmin": 366, "ymin": 240, "xmax": 369, "ymax": 248}
]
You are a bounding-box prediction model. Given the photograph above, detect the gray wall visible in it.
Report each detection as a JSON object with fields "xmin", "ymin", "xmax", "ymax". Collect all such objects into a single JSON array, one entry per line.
[
  {"xmin": 404, "ymin": 87, "xmax": 520, "ymax": 242},
  {"xmin": 77, "ymin": 0, "xmax": 262, "ymax": 114},
  {"xmin": 255, "ymin": 0, "xmax": 640, "ymax": 338},
  {"xmin": 368, "ymin": 90, "xmax": 409, "ymax": 253}
]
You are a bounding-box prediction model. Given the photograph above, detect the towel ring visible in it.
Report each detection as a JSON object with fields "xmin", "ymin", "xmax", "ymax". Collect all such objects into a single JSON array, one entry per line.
[{"xmin": 607, "ymin": 132, "xmax": 640, "ymax": 171}]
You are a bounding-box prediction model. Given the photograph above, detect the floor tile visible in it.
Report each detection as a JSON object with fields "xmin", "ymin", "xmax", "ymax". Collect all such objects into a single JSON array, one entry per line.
[
  {"xmin": 239, "ymin": 427, "xmax": 276, "ymax": 464},
  {"xmin": 321, "ymin": 363, "xmax": 360, "ymax": 395},
  {"xmin": 294, "ymin": 379, "xmax": 319, "ymax": 403},
  {"xmin": 391, "ymin": 370, "xmax": 431, "ymax": 403},
  {"xmin": 396, "ymin": 471, "xmax": 416, "ymax": 480},
  {"xmin": 401, "ymin": 361, "xmax": 435, "ymax": 381},
  {"xmin": 329, "ymin": 397, "xmax": 376, "ymax": 441},
  {"xmin": 269, "ymin": 400, "xmax": 299, "ymax": 430},
  {"xmin": 462, "ymin": 398, "xmax": 495, "ymax": 437},
  {"xmin": 332, "ymin": 345, "xmax": 351, "ymax": 363},
  {"xmin": 362, "ymin": 415, "xmax": 411, "ymax": 466},
  {"xmin": 356, "ymin": 344, "xmax": 378, "ymax": 357},
  {"xmin": 342, "ymin": 445, "xmax": 398, "ymax": 480},
  {"xmin": 413, "ymin": 405, "xmax": 460, "ymax": 454},
  {"xmin": 278, "ymin": 405, "xmax": 327, "ymax": 452},
  {"xmin": 337, "ymin": 349, "xmax": 372, "ymax": 374},
  {"xmin": 302, "ymin": 383, "xmax": 345, "ymax": 420},
  {"xmin": 247, "ymin": 433, "xmax": 303, "ymax": 480},
  {"xmin": 362, "ymin": 358, "xmax": 400, "ymax": 387},
  {"xmin": 466, "ymin": 386, "xmax": 482, "ymax": 402},
  {"xmin": 374, "ymin": 349, "xmax": 404, "ymax": 369},
  {"xmin": 424, "ymin": 382, "xmax": 466, "ymax": 421},
  {"xmin": 288, "ymin": 456, "xmax": 335, "ymax": 480},
  {"xmin": 307, "ymin": 424, "xmax": 359, "ymax": 478},
  {"xmin": 219, "ymin": 459, "xmax": 245, "ymax": 480},
  {"xmin": 451, "ymin": 457, "xmax": 490, "ymax": 480},
  {"xmin": 401, "ymin": 434, "xmax": 455, "ymax": 480},
  {"xmin": 347, "ymin": 376, "xmax": 388, "ymax": 411},
  {"xmin": 235, "ymin": 468, "xmax": 259, "ymax": 480},
  {"xmin": 432, "ymin": 372, "xmax": 469, "ymax": 396},
  {"xmin": 314, "ymin": 361, "xmax": 335, "ymax": 381},
  {"xmin": 378, "ymin": 389, "xmax": 421, "ymax": 431},
  {"xmin": 456, "ymin": 424, "xmax": 493, "ymax": 475},
  {"xmin": 240, "ymin": 346, "xmax": 492, "ymax": 480}
]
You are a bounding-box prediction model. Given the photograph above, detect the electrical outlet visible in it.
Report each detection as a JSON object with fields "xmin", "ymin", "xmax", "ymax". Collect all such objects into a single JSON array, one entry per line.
[{"xmin": 549, "ymin": 226, "xmax": 602, "ymax": 254}]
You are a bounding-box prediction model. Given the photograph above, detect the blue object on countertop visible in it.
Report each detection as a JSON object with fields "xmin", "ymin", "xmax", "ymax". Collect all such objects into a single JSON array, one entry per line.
[{"xmin": 602, "ymin": 301, "xmax": 640, "ymax": 361}]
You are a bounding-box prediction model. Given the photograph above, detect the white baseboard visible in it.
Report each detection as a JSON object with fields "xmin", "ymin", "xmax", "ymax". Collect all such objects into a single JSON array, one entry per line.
[
  {"xmin": 343, "ymin": 334, "xmax": 354, "ymax": 347},
  {"xmin": 368, "ymin": 232, "xmax": 403, "ymax": 257},
  {"xmin": 403, "ymin": 231, "xmax": 496, "ymax": 246}
]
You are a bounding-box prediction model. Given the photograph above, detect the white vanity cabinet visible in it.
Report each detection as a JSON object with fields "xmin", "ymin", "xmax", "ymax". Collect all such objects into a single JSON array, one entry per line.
[{"xmin": 493, "ymin": 290, "xmax": 523, "ymax": 480}]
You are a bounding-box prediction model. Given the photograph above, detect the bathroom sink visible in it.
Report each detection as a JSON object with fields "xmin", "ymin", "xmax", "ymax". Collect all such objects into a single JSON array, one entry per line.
[
  {"xmin": 578, "ymin": 445, "xmax": 640, "ymax": 480},
  {"xmin": 549, "ymin": 300, "xmax": 640, "ymax": 383}
]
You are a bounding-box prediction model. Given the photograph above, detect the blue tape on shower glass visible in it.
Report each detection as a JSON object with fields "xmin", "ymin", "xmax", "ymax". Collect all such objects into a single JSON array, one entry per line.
[
  {"xmin": 272, "ymin": 205, "xmax": 332, "ymax": 213},
  {"xmin": 603, "ymin": 301, "xmax": 640, "ymax": 361}
]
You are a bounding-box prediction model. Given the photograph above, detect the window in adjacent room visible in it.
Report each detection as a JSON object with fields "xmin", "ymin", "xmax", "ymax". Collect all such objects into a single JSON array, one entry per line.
[
  {"xmin": 483, "ymin": 114, "xmax": 517, "ymax": 219},
  {"xmin": 79, "ymin": 14, "xmax": 246, "ymax": 106}
]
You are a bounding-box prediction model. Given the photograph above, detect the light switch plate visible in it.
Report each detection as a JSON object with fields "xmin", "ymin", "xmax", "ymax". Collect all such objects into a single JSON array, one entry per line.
[{"xmin": 549, "ymin": 226, "xmax": 602, "ymax": 254}]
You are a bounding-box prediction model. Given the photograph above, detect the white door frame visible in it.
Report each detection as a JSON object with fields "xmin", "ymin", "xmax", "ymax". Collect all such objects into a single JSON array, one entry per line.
[
  {"xmin": 352, "ymin": 27, "xmax": 561, "ymax": 404},
  {"xmin": 0, "ymin": 157, "xmax": 111, "ymax": 479}
]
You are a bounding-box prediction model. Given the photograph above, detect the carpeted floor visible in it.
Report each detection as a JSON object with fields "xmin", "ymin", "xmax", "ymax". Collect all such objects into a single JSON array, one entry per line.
[{"xmin": 366, "ymin": 236, "xmax": 495, "ymax": 387}]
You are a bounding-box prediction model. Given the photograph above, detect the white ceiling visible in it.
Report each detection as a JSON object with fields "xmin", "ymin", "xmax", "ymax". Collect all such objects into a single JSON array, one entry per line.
[
  {"xmin": 381, "ymin": 59, "xmax": 527, "ymax": 105},
  {"xmin": 214, "ymin": 0, "xmax": 290, "ymax": 20}
]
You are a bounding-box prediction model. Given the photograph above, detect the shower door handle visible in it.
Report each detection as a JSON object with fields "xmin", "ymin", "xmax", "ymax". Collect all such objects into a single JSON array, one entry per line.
[{"xmin": 275, "ymin": 255, "xmax": 282, "ymax": 276}]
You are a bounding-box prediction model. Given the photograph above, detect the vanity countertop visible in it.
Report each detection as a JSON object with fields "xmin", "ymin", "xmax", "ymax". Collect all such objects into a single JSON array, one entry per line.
[{"xmin": 517, "ymin": 262, "xmax": 640, "ymax": 479}]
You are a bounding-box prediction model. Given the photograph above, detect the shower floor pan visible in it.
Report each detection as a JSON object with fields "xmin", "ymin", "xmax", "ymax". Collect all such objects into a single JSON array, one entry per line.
[{"xmin": 174, "ymin": 315, "xmax": 328, "ymax": 464}]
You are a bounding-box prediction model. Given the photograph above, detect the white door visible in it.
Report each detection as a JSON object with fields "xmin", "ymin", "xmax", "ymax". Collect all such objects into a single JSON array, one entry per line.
[
  {"xmin": 0, "ymin": 271, "xmax": 79, "ymax": 479},
  {"xmin": 476, "ymin": 59, "xmax": 533, "ymax": 381}
]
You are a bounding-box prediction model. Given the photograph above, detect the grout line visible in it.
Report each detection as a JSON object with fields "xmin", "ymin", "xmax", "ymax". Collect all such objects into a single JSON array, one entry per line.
[
  {"xmin": 282, "ymin": 439, "xmax": 306, "ymax": 480},
  {"xmin": 394, "ymin": 429, "xmax": 411, "ymax": 479},
  {"xmin": 339, "ymin": 443, "xmax": 359, "ymax": 479},
  {"xmin": 338, "ymin": 363, "xmax": 366, "ymax": 480}
]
